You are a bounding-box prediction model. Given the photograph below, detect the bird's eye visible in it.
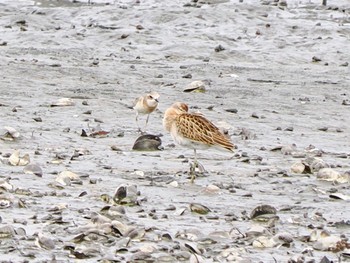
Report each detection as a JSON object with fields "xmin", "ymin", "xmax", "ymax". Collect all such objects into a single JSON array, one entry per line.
[{"xmin": 149, "ymin": 95, "xmax": 153, "ymax": 99}]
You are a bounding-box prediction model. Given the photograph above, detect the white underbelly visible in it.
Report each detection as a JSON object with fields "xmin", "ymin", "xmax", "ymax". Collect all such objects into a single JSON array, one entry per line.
[{"xmin": 171, "ymin": 125, "xmax": 209, "ymax": 150}]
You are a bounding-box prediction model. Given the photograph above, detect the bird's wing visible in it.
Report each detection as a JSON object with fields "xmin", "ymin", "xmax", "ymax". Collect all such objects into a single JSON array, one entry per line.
[{"xmin": 176, "ymin": 113, "xmax": 234, "ymax": 151}]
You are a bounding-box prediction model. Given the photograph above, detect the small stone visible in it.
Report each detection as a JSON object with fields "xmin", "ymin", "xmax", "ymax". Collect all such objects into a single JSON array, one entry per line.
[
  {"xmin": 111, "ymin": 145, "xmax": 123, "ymax": 152},
  {"xmin": 89, "ymin": 179, "xmax": 97, "ymax": 184},
  {"xmin": 182, "ymin": 73, "xmax": 192, "ymax": 79},
  {"xmin": 336, "ymin": 128, "xmax": 343, "ymax": 132},
  {"xmin": 214, "ymin": 45, "xmax": 225, "ymax": 52},
  {"xmin": 342, "ymin": 100, "xmax": 350, "ymax": 106},
  {"xmin": 33, "ymin": 117, "xmax": 42, "ymax": 122},
  {"xmin": 136, "ymin": 24, "xmax": 144, "ymax": 30},
  {"xmin": 312, "ymin": 56, "xmax": 322, "ymax": 62},
  {"xmin": 225, "ymin": 108, "xmax": 238, "ymax": 114},
  {"xmin": 318, "ymin": 127, "xmax": 328, "ymax": 131},
  {"xmin": 251, "ymin": 112, "xmax": 259, "ymax": 118}
]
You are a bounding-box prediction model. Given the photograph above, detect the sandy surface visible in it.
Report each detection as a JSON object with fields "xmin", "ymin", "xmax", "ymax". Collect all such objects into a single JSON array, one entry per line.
[{"xmin": 0, "ymin": 0, "xmax": 350, "ymax": 262}]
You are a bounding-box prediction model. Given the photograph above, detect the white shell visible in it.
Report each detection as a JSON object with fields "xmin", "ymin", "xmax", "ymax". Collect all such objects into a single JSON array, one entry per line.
[
  {"xmin": 313, "ymin": 235, "xmax": 342, "ymax": 251},
  {"xmin": 317, "ymin": 168, "xmax": 349, "ymax": 184},
  {"xmin": 51, "ymin": 98, "xmax": 75, "ymax": 107},
  {"xmin": 55, "ymin": 170, "xmax": 80, "ymax": 186},
  {"xmin": 252, "ymin": 236, "xmax": 276, "ymax": 248},
  {"xmin": 290, "ymin": 162, "xmax": 306, "ymax": 174},
  {"xmin": 183, "ymin": 80, "xmax": 206, "ymax": 93},
  {"xmin": 9, "ymin": 150, "xmax": 30, "ymax": 166},
  {"xmin": 3, "ymin": 126, "xmax": 20, "ymax": 139}
]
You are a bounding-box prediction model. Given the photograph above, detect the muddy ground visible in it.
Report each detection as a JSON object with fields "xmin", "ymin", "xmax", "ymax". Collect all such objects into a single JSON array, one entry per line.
[{"xmin": 0, "ymin": 0, "xmax": 349, "ymax": 262}]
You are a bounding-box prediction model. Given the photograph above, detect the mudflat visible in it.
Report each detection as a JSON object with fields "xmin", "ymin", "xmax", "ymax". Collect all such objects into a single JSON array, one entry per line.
[{"xmin": 0, "ymin": 0, "xmax": 349, "ymax": 262}]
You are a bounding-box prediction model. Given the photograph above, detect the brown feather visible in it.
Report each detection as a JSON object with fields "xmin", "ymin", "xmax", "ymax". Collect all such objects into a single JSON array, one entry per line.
[{"xmin": 176, "ymin": 113, "xmax": 234, "ymax": 151}]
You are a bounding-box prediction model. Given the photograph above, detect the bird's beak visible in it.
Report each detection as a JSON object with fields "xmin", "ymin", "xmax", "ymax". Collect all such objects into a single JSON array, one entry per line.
[{"xmin": 155, "ymin": 98, "xmax": 159, "ymax": 103}]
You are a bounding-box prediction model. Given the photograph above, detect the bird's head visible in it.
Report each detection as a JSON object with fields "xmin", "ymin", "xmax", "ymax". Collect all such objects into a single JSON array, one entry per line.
[
  {"xmin": 146, "ymin": 91, "xmax": 160, "ymax": 106},
  {"xmin": 171, "ymin": 102, "xmax": 189, "ymax": 113}
]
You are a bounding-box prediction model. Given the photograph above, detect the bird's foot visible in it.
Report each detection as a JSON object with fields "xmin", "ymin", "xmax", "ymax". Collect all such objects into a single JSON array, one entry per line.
[
  {"xmin": 189, "ymin": 161, "xmax": 208, "ymax": 183},
  {"xmin": 137, "ymin": 128, "xmax": 147, "ymax": 135}
]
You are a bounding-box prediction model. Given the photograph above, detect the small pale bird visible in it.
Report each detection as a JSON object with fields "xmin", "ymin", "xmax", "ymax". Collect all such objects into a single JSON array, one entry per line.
[
  {"xmin": 133, "ymin": 91, "xmax": 160, "ymax": 132},
  {"xmin": 163, "ymin": 102, "xmax": 235, "ymax": 182}
]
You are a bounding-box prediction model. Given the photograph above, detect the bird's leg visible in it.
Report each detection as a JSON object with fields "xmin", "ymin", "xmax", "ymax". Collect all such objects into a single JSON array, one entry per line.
[
  {"xmin": 189, "ymin": 149, "xmax": 207, "ymax": 183},
  {"xmin": 194, "ymin": 148, "xmax": 198, "ymax": 168},
  {"xmin": 135, "ymin": 112, "xmax": 143, "ymax": 133},
  {"xmin": 143, "ymin": 113, "xmax": 150, "ymax": 132},
  {"xmin": 190, "ymin": 149, "xmax": 198, "ymax": 183}
]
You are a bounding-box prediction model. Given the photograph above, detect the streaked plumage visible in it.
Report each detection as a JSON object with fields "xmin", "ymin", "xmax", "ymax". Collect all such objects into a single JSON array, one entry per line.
[
  {"xmin": 133, "ymin": 91, "xmax": 160, "ymax": 132},
  {"xmin": 163, "ymin": 102, "xmax": 235, "ymax": 182}
]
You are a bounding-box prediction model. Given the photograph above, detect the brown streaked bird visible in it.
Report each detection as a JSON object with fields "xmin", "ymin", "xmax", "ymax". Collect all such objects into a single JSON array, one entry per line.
[
  {"xmin": 163, "ymin": 102, "xmax": 235, "ymax": 182},
  {"xmin": 133, "ymin": 91, "xmax": 160, "ymax": 132}
]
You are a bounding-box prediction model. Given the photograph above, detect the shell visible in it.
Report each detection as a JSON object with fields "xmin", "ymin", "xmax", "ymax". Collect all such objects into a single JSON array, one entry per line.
[
  {"xmin": 252, "ymin": 236, "xmax": 276, "ymax": 248},
  {"xmin": 0, "ymin": 195, "xmax": 13, "ymax": 209},
  {"xmin": 280, "ymin": 144, "xmax": 297, "ymax": 155},
  {"xmin": 0, "ymin": 179, "xmax": 14, "ymax": 192},
  {"xmin": 184, "ymin": 241, "xmax": 203, "ymax": 254},
  {"xmin": 317, "ymin": 168, "xmax": 349, "ymax": 184},
  {"xmin": 190, "ymin": 203, "xmax": 211, "ymax": 215},
  {"xmin": 132, "ymin": 134, "xmax": 163, "ymax": 151},
  {"xmin": 219, "ymin": 247, "xmax": 251, "ymax": 262},
  {"xmin": 310, "ymin": 158, "xmax": 329, "ymax": 172},
  {"xmin": 168, "ymin": 181, "xmax": 179, "ymax": 187},
  {"xmin": 17, "ymin": 198, "xmax": 27, "ymax": 208},
  {"xmin": 341, "ymin": 250, "xmax": 350, "ymax": 259},
  {"xmin": 250, "ymin": 204, "xmax": 277, "ymax": 220},
  {"xmin": 100, "ymin": 205, "xmax": 126, "ymax": 220},
  {"xmin": 113, "ymin": 185, "xmax": 139, "ymax": 206},
  {"xmin": 271, "ymin": 232, "xmax": 294, "ymax": 246},
  {"xmin": 50, "ymin": 98, "xmax": 75, "ymax": 107},
  {"xmin": 310, "ymin": 229, "xmax": 330, "ymax": 242},
  {"xmin": 114, "ymin": 185, "xmax": 127, "ymax": 202},
  {"xmin": 303, "ymin": 157, "xmax": 329, "ymax": 173},
  {"xmin": 175, "ymin": 229, "xmax": 202, "ymax": 241},
  {"xmin": 329, "ymin": 193, "xmax": 350, "ymax": 201},
  {"xmin": 100, "ymin": 194, "xmax": 112, "ymax": 203},
  {"xmin": 111, "ymin": 220, "xmax": 130, "ymax": 236},
  {"xmin": 56, "ymin": 170, "xmax": 81, "ymax": 186},
  {"xmin": 138, "ymin": 244, "xmax": 156, "ymax": 253},
  {"xmin": 9, "ymin": 150, "xmax": 30, "ymax": 166},
  {"xmin": 15, "ymin": 227, "xmax": 27, "ymax": 236},
  {"xmin": 23, "ymin": 164, "xmax": 43, "ymax": 177},
  {"xmin": 126, "ymin": 227, "xmax": 146, "ymax": 240},
  {"xmin": 290, "ymin": 162, "xmax": 307, "ymax": 174},
  {"xmin": 1, "ymin": 126, "xmax": 20, "ymax": 141},
  {"xmin": 246, "ymin": 225, "xmax": 271, "ymax": 238},
  {"xmin": 72, "ymin": 246, "xmax": 101, "ymax": 259},
  {"xmin": 313, "ymin": 235, "xmax": 342, "ymax": 251},
  {"xmin": 183, "ymin": 80, "xmax": 206, "ymax": 93},
  {"xmin": 35, "ymin": 233, "xmax": 55, "ymax": 250},
  {"xmin": 0, "ymin": 225, "xmax": 15, "ymax": 238},
  {"xmin": 14, "ymin": 188, "xmax": 32, "ymax": 196}
]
